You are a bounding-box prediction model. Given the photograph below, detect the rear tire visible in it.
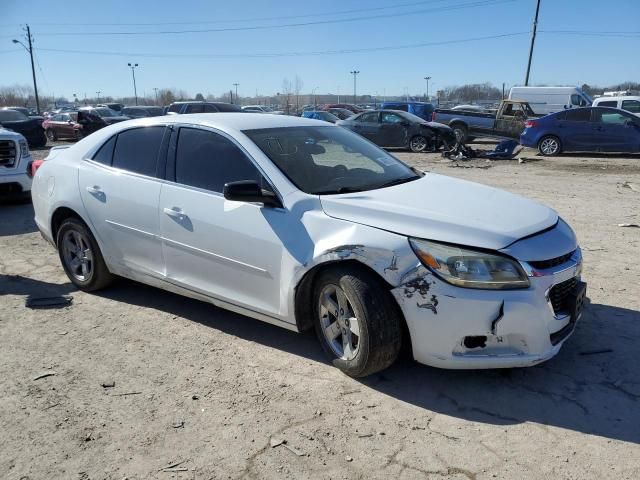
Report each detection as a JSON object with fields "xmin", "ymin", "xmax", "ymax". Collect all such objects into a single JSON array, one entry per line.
[
  {"xmin": 312, "ymin": 266, "xmax": 402, "ymax": 377},
  {"xmin": 451, "ymin": 124, "xmax": 468, "ymax": 143},
  {"xmin": 538, "ymin": 135, "xmax": 562, "ymax": 156},
  {"xmin": 56, "ymin": 217, "xmax": 114, "ymax": 292}
]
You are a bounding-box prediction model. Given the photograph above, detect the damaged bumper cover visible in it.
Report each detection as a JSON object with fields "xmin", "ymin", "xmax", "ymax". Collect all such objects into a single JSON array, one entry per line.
[{"xmin": 392, "ymin": 248, "xmax": 585, "ymax": 370}]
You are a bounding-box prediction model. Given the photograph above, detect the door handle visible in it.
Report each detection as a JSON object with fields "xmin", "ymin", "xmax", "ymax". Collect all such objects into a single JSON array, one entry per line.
[
  {"xmin": 86, "ymin": 185, "xmax": 102, "ymax": 194},
  {"xmin": 163, "ymin": 207, "xmax": 186, "ymax": 219}
]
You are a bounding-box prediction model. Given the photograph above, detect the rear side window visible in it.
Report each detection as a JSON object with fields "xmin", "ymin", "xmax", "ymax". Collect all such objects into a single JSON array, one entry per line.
[
  {"xmin": 358, "ymin": 112, "xmax": 379, "ymax": 123},
  {"xmin": 622, "ymin": 100, "xmax": 640, "ymax": 113},
  {"xmin": 203, "ymin": 104, "xmax": 219, "ymax": 113},
  {"xmin": 175, "ymin": 127, "xmax": 260, "ymax": 193},
  {"xmin": 563, "ymin": 109, "xmax": 591, "ymax": 122},
  {"xmin": 92, "ymin": 135, "xmax": 116, "ymax": 165},
  {"xmin": 112, "ymin": 127, "xmax": 165, "ymax": 176},
  {"xmin": 597, "ymin": 101, "xmax": 617, "ymax": 108},
  {"xmin": 214, "ymin": 103, "xmax": 242, "ymax": 112},
  {"xmin": 168, "ymin": 104, "xmax": 182, "ymax": 113},
  {"xmin": 185, "ymin": 104, "xmax": 205, "ymax": 113}
]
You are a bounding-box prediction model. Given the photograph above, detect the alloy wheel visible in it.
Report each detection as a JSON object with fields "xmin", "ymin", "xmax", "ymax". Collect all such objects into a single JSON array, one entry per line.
[
  {"xmin": 410, "ymin": 136, "xmax": 428, "ymax": 152},
  {"xmin": 540, "ymin": 137, "xmax": 559, "ymax": 155},
  {"xmin": 61, "ymin": 229, "xmax": 94, "ymax": 282},
  {"xmin": 318, "ymin": 284, "xmax": 361, "ymax": 360}
]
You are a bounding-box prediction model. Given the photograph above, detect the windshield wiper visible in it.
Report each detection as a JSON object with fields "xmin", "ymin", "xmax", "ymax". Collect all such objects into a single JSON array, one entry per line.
[
  {"xmin": 314, "ymin": 186, "xmax": 364, "ymax": 195},
  {"xmin": 375, "ymin": 175, "xmax": 420, "ymax": 190}
]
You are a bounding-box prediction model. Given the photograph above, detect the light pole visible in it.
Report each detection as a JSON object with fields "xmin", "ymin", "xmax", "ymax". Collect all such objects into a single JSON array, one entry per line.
[
  {"xmin": 525, "ymin": 0, "xmax": 541, "ymax": 86},
  {"xmin": 127, "ymin": 63, "xmax": 139, "ymax": 105},
  {"xmin": 153, "ymin": 87, "xmax": 159, "ymax": 105},
  {"xmin": 350, "ymin": 70, "xmax": 360, "ymax": 105},
  {"xmin": 424, "ymin": 76, "xmax": 432, "ymax": 102},
  {"xmin": 12, "ymin": 25, "xmax": 40, "ymax": 114},
  {"xmin": 96, "ymin": 91, "xmax": 101, "ymax": 103},
  {"xmin": 233, "ymin": 83, "xmax": 239, "ymax": 104},
  {"xmin": 312, "ymin": 86, "xmax": 319, "ymax": 108},
  {"xmin": 73, "ymin": 93, "xmax": 78, "ymax": 104}
]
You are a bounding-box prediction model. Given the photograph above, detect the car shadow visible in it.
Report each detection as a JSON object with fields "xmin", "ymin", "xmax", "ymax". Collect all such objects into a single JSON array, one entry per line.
[
  {"xmin": 0, "ymin": 201, "xmax": 38, "ymax": 236},
  {"xmin": 93, "ymin": 278, "xmax": 640, "ymax": 445},
  {"xmin": 0, "ymin": 274, "xmax": 76, "ymax": 297}
]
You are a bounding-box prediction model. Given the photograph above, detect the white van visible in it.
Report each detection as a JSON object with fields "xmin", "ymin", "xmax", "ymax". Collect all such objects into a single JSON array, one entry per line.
[
  {"xmin": 592, "ymin": 96, "xmax": 640, "ymax": 116},
  {"xmin": 508, "ymin": 86, "xmax": 592, "ymax": 115}
]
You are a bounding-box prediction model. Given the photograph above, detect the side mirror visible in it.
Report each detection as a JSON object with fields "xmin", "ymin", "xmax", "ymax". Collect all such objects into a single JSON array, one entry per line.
[{"xmin": 223, "ymin": 180, "xmax": 281, "ymax": 208}]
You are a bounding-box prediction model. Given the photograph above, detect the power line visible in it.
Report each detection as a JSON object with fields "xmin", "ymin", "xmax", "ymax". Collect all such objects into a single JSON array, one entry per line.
[
  {"xmin": 28, "ymin": 0, "xmax": 516, "ymax": 37},
  {"xmin": 0, "ymin": 0, "xmax": 454, "ymax": 27},
  {"xmin": 33, "ymin": 32, "xmax": 530, "ymax": 59}
]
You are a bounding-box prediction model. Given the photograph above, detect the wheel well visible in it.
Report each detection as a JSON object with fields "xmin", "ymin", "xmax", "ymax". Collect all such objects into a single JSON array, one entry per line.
[
  {"xmin": 51, "ymin": 207, "xmax": 83, "ymax": 245},
  {"xmin": 293, "ymin": 260, "xmax": 412, "ymax": 356}
]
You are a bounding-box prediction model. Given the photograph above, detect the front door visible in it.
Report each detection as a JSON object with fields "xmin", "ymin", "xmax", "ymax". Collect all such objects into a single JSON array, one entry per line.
[
  {"xmin": 591, "ymin": 108, "xmax": 638, "ymax": 152},
  {"xmin": 159, "ymin": 126, "xmax": 285, "ymax": 316},
  {"xmin": 78, "ymin": 126, "xmax": 167, "ymax": 277},
  {"xmin": 379, "ymin": 111, "xmax": 409, "ymax": 147}
]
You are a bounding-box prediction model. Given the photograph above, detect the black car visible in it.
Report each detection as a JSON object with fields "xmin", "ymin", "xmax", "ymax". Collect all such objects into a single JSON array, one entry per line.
[
  {"xmin": 166, "ymin": 101, "xmax": 242, "ymax": 114},
  {"xmin": 337, "ymin": 109, "xmax": 456, "ymax": 152},
  {"xmin": 121, "ymin": 106, "xmax": 165, "ymax": 118},
  {"xmin": 79, "ymin": 107, "xmax": 129, "ymax": 125},
  {"xmin": 0, "ymin": 109, "xmax": 47, "ymax": 147},
  {"xmin": 97, "ymin": 103, "xmax": 124, "ymax": 113}
]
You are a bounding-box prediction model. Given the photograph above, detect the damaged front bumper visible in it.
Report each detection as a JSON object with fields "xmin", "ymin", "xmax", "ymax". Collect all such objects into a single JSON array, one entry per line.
[{"xmin": 391, "ymin": 249, "xmax": 585, "ymax": 369}]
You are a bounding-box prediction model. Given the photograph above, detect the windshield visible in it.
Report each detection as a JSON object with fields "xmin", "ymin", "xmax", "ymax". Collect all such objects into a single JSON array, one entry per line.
[
  {"xmin": 94, "ymin": 108, "xmax": 117, "ymax": 117},
  {"xmin": 244, "ymin": 126, "xmax": 421, "ymax": 195},
  {"xmin": 0, "ymin": 110, "xmax": 28, "ymax": 121}
]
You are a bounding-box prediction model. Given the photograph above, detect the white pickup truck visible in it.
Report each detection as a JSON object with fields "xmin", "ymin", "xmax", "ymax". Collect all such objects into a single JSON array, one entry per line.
[{"xmin": 0, "ymin": 127, "xmax": 33, "ymax": 198}]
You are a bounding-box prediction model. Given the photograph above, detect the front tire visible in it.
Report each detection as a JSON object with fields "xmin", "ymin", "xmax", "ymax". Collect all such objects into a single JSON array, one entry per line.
[
  {"xmin": 313, "ymin": 266, "xmax": 402, "ymax": 377},
  {"xmin": 538, "ymin": 135, "xmax": 562, "ymax": 156},
  {"xmin": 32, "ymin": 132, "xmax": 47, "ymax": 148},
  {"xmin": 46, "ymin": 129, "xmax": 57, "ymax": 142},
  {"xmin": 56, "ymin": 217, "xmax": 114, "ymax": 291},
  {"xmin": 409, "ymin": 135, "xmax": 429, "ymax": 153},
  {"xmin": 451, "ymin": 124, "xmax": 468, "ymax": 143}
]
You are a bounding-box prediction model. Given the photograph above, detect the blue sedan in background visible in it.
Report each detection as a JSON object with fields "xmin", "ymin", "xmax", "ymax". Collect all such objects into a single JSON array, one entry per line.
[{"xmin": 520, "ymin": 107, "xmax": 640, "ymax": 156}]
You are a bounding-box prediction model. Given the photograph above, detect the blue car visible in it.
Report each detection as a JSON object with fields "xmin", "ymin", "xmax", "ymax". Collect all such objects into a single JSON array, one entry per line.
[
  {"xmin": 520, "ymin": 107, "xmax": 640, "ymax": 156},
  {"xmin": 379, "ymin": 102, "xmax": 435, "ymax": 122},
  {"xmin": 302, "ymin": 111, "xmax": 340, "ymax": 123}
]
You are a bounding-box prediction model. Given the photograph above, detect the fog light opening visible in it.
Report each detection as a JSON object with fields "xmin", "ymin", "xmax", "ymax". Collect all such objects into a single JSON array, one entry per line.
[{"xmin": 463, "ymin": 336, "xmax": 487, "ymax": 349}]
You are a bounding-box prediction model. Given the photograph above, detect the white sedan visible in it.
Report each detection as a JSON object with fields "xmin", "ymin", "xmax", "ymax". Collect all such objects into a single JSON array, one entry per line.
[{"xmin": 32, "ymin": 113, "xmax": 586, "ymax": 377}]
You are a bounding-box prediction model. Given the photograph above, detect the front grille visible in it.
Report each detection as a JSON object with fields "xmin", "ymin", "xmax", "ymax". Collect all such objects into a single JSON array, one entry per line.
[
  {"xmin": 0, "ymin": 140, "xmax": 17, "ymax": 168},
  {"xmin": 549, "ymin": 277, "xmax": 577, "ymax": 314},
  {"xmin": 529, "ymin": 250, "xmax": 575, "ymax": 270}
]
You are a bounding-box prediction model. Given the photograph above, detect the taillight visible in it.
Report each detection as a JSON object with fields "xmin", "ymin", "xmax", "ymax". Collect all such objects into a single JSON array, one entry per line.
[
  {"xmin": 431, "ymin": 111, "xmax": 436, "ymax": 121},
  {"xmin": 28, "ymin": 159, "xmax": 44, "ymax": 177},
  {"xmin": 525, "ymin": 120, "xmax": 537, "ymax": 128}
]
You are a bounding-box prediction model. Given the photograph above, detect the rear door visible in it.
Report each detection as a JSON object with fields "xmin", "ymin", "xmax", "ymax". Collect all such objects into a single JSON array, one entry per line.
[
  {"xmin": 159, "ymin": 126, "xmax": 285, "ymax": 316},
  {"xmin": 379, "ymin": 111, "xmax": 409, "ymax": 147},
  {"xmin": 556, "ymin": 108, "xmax": 594, "ymax": 150},
  {"xmin": 78, "ymin": 126, "xmax": 169, "ymax": 276},
  {"xmin": 352, "ymin": 111, "xmax": 381, "ymax": 143}
]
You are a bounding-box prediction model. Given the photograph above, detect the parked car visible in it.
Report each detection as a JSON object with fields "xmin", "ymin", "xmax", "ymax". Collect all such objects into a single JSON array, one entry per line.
[
  {"xmin": 31, "ymin": 113, "xmax": 586, "ymax": 376},
  {"xmin": 509, "ymin": 86, "xmax": 592, "ymax": 116},
  {"xmin": 338, "ymin": 109, "xmax": 456, "ymax": 152},
  {"xmin": 322, "ymin": 103, "xmax": 362, "ymax": 114},
  {"xmin": 380, "ymin": 102, "xmax": 435, "ymax": 122},
  {"xmin": 592, "ymin": 96, "xmax": 640, "ymax": 116},
  {"xmin": 97, "ymin": 103, "xmax": 124, "ymax": 113},
  {"xmin": 80, "ymin": 107, "xmax": 129, "ymax": 125},
  {"xmin": 167, "ymin": 101, "xmax": 242, "ymax": 114},
  {"xmin": 520, "ymin": 107, "xmax": 640, "ymax": 156},
  {"xmin": 121, "ymin": 106, "xmax": 165, "ymax": 118},
  {"xmin": 0, "ymin": 109, "xmax": 46, "ymax": 147},
  {"xmin": 302, "ymin": 111, "xmax": 340, "ymax": 123},
  {"xmin": 0, "ymin": 127, "xmax": 33, "ymax": 197},
  {"xmin": 433, "ymin": 100, "xmax": 538, "ymax": 143},
  {"xmin": 43, "ymin": 111, "xmax": 109, "ymax": 141},
  {"xmin": 325, "ymin": 108, "xmax": 355, "ymax": 120}
]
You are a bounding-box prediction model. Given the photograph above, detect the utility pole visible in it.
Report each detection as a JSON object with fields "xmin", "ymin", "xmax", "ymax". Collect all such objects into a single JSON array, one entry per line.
[
  {"xmin": 153, "ymin": 87, "xmax": 158, "ymax": 105},
  {"xmin": 424, "ymin": 76, "xmax": 431, "ymax": 102},
  {"xmin": 233, "ymin": 83, "xmax": 239, "ymax": 104},
  {"xmin": 525, "ymin": 0, "xmax": 541, "ymax": 86},
  {"xmin": 12, "ymin": 25, "xmax": 40, "ymax": 114},
  {"xmin": 96, "ymin": 91, "xmax": 101, "ymax": 102},
  {"xmin": 350, "ymin": 70, "xmax": 360, "ymax": 104},
  {"xmin": 502, "ymin": 82, "xmax": 506, "ymax": 99},
  {"xmin": 127, "ymin": 63, "xmax": 139, "ymax": 105}
]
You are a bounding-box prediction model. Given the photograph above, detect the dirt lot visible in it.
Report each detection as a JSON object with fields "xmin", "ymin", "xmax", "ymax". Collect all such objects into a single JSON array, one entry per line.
[{"xmin": 1, "ymin": 142, "xmax": 639, "ymax": 479}]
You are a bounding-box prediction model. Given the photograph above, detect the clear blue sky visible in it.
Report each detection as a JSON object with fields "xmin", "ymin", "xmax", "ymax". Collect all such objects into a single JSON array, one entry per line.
[{"xmin": 2, "ymin": 0, "xmax": 639, "ymax": 100}]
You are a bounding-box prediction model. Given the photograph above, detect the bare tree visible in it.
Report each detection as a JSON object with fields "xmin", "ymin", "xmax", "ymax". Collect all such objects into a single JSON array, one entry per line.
[
  {"xmin": 281, "ymin": 78, "xmax": 293, "ymax": 114},
  {"xmin": 294, "ymin": 75, "xmax": 304, "ymax": 112}
]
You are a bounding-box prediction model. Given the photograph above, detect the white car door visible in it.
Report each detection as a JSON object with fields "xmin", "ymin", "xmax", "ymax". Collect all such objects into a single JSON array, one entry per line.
[
  {"xmin": 159, "ymin": 126, "xmax": 285, "ymax": 316},
  {"xmin": 78, "ymin": 126, "xmax": 168, "ymax": 277}
]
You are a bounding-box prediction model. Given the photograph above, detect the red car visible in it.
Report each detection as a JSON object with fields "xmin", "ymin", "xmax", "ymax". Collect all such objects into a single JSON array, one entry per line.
[
  {"xmin": 320, "ymin": 103, "xmax": 363, "ymax": 114},
  {"xmin": 43, "ymin": 111, "xmax": 107, "ymax": 141}
]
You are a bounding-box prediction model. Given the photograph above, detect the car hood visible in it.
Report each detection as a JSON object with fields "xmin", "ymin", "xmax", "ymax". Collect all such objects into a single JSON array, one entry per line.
[{"xmin": 319, "ymin": 173, "xmax": 558, "ymax": 251}]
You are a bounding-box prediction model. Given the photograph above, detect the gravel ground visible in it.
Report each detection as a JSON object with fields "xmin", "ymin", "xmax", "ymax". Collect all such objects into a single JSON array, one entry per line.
[{"xmin": 1, "ymin": 142, "xmax": 639, "ymax": 480}]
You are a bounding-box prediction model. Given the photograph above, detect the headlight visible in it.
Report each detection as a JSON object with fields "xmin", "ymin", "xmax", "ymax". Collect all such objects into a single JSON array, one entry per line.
[
  {"xmin": 409, "ymin": 238, "xmax": 529, "ymax": 290},
  {"xmin": 20, "ymin": 140, "xmax": 29, "ymax": 157}
]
